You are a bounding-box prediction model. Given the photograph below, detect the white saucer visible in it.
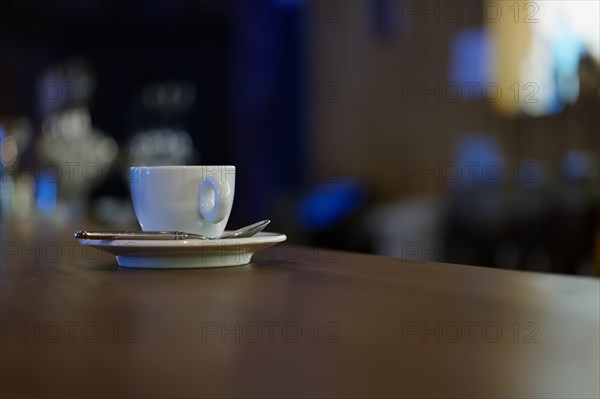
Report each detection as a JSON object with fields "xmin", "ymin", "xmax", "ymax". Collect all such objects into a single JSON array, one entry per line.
[{"xmin": 79, "ymin": 232, "xmax": 287, "ymax": 268}]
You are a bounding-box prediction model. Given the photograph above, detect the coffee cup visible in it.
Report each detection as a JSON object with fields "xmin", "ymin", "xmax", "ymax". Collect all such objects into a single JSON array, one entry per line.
[{"xmin": 129, "ymin": 165, "xmax": 235, "ymax": 238}]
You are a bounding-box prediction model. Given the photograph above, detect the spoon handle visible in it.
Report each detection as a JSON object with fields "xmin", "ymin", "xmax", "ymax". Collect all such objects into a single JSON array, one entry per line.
[
  {"xmin": 75, "ymin": 220, "xmax": 271, "ymax": 241},
  {"xmin": 74, "ymin": 231, "xmax": 207, "ymax": 240}
]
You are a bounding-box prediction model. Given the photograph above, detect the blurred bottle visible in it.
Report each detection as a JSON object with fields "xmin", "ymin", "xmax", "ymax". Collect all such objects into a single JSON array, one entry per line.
[
  {"xmin": 0, "ymin": 117, "xmax": 33, "ymax": 222},
  {"xmin": 34, "ymin": 58, "xmax": 118, "ymax": 225},
  {"xmin": 127, "ymin": 81, "xmax": 197, "ymax": 167}
]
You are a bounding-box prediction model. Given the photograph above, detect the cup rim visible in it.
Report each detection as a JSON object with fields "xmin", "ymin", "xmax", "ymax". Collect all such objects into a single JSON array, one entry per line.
[{"xmin": 130, "ymin": 165, "xmax": 236, "ymax": 170}]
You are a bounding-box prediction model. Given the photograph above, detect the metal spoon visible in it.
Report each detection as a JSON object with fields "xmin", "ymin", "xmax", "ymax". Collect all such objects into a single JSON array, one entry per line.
[
  {"xmin": 216, "ymin": 219, "xmax": 270, "ymax": 239},
  {"xmin": 74, "ymin": 220, "xmax": 270, "ymax": 241}
]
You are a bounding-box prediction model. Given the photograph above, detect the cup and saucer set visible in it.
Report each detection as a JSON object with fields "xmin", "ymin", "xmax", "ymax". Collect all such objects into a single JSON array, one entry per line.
[{"xmin": 76, "ymin": 166, "xmax": 286, "ymax": 268}]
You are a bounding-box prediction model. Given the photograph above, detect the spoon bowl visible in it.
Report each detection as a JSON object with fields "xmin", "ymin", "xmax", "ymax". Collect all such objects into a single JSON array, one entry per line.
[{"xmin": 216, "ymin": 220, "xmax": 270, "ymax": 239}]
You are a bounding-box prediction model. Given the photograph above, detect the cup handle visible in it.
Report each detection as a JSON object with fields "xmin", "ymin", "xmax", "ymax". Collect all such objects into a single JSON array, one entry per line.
[{"xmin": 199, "ymin": 175, "xmax": 231, "ymax": 223}]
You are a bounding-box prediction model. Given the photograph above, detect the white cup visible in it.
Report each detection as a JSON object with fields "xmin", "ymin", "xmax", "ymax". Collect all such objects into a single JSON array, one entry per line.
[{"xmin": 129, "ymin": 166, "xmax": 235, "ymax": 238}]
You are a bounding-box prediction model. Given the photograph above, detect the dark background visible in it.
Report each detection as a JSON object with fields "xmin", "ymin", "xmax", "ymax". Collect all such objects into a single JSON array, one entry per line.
[{"xmin": 1, "ymin": 0, "xmax": 599, "ymax": 275}]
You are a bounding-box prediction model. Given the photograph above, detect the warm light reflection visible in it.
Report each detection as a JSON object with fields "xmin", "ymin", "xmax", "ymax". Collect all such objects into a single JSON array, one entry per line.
[{"xmin": 487, "ymin": 0, "xmax": 600, "ymax": 116}]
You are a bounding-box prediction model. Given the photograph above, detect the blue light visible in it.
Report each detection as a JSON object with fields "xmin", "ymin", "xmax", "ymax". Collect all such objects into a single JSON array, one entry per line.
[
  {"xmin": 452, "ymin": 135, "xmax": 503, "ymax": 190},
  {"xmin": 457, "ymin": 136, "xmax": 502, "ymax": 166},
  {"xmin": 553, "ymin": 30, "xmax": 583, "ymax": 105},
  {"xmin": 562, "ymin": 150, "xmax": 589, "ymax": 181},
  {"xmin": 299, "ymin": 179, "xmax": 365, "ymax": 230},
  {"xmin": 449, "ymin": 28, "xmax": 492, "ymax": 96},
  {"xmin": 37, "ymin": 176, "xmax": 57, "ymax": 215},
  {"xmin": 274, "ymin": 0, "xmax": 303, "ymax": 9},
  {"xmin": 0, "ymin": 125, "xmax": 5, "ymax": 175}
]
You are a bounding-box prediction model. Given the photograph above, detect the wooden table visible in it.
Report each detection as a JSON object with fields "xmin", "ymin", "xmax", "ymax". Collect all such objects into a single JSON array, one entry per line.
[{"xmin": 1, "ymin": 227, "xmax": 599, "ymax": 398}]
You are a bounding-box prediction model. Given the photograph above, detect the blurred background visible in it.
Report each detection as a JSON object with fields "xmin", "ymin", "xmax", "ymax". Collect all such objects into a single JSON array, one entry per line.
[{"xmin": 1, "ymin": 0, "xmax": 598, "ymax": 275}]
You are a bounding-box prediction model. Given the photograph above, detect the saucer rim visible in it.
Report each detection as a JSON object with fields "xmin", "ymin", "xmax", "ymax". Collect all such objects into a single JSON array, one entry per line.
[{"xmin": 79, "ymin": 231, "xmax": 286, "ymax": 248}]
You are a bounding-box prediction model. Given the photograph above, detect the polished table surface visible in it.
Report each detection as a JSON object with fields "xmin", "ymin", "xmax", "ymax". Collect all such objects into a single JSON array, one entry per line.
[{"xmin": 1, "ymin": 227, "xmax": 599, "ymax": 398}]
